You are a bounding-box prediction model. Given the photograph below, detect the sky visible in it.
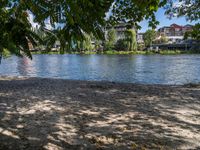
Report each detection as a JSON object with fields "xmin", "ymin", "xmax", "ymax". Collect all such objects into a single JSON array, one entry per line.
[{"xmin": 139, "ymin": 7, "xmax": 198, "ymax": 33}]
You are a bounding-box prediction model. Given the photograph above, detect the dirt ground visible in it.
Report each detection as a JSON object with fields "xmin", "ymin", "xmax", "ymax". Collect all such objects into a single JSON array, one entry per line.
[{"xmin": 0, "ymin": 77, "xmax": 200, "ymax": 150}]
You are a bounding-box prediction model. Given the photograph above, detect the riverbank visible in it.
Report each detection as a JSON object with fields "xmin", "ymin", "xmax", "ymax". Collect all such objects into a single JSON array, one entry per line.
[
  {"xmin": 31, "ymin": 50, "xmax": 200, "ymax": 55},
  {"xmin": 0, "ymin": 77, "xmax": 200, "ymax": 149}
]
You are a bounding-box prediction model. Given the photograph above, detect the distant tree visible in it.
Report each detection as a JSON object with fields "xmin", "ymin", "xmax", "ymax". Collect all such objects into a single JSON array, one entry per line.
[
  {"xmin": 184, "ymin": 24, "xmax": 200, "ymax": 40},
  {"xmin": 124, "ymin": 29, "xmax": 137, "ymax": 51},
  {"xmin": 160, "ymin": 35, "xmax": 168, "ymax": 43},
  {"xmin": 89, "ymin": 34, "xmax": 103, "ymax": 51},
  {"xmin": 154, "ymin": 35, "xmax": 168, "ymax": 44},
  {"xmin": 137, "ymin": 43, "xmax": 145, "ymax": 51},
  {"xmin": 143, "ymin": 30, "xmax": 156, "ymax": 47},
  {"xmin": 76, "ymin": 34, "xmax": 93, "ymax": 51},
  {"xmin": 94, "ymin": 40, "xmax": 102, "ymax": 50},
  {"xmin": 105, "ymin": 28, "xmax": 117, "ymax": 50},
  {"xmin": 83, "ymin": 34, "xmax": 93, "ymax": 51}
]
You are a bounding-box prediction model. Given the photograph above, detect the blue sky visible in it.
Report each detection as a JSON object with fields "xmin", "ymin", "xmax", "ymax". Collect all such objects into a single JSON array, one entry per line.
[{"xmin": 139, "ymin": 8, "xmax": 198, "ymax": 33}]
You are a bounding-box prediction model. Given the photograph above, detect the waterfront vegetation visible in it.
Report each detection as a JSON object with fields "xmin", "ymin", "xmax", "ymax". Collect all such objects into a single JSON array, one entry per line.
[
  {"xmin": 30, "ymin": 26, "xmax": 200, "ymax": 55},
  {"xmin": 31, "ymin": 49, "xmax": 200, "ymax": 55},
  {"xmin": 30, "ymin": 25, "xmax": 199, "ymax": 55}
]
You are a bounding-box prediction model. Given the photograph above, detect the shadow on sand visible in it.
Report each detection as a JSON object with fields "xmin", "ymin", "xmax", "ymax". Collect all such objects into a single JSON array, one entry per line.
[{"xmin": 0, "ymin": 77, "xmax": 200, "ymax": 149}]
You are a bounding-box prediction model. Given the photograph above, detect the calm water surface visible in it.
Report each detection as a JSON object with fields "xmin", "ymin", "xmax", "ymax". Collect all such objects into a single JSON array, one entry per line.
[{"xmin": 1, "ymin": 54, "xmax": 200, "ymax": 84}]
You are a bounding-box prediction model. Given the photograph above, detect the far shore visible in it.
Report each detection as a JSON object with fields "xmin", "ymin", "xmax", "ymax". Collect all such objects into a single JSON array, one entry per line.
[
  {"xmin": 31, "ymin": 49, "xmax": 200, "ymax": 55},
  {"xmin": 0, "ymin": 76, "xmax": 200, "ymax": 149}
]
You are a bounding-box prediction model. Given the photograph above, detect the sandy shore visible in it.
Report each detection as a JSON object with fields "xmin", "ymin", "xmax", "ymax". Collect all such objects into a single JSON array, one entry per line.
[{"xmin": 0, "ymin": 76, "xmax": 200, "ymax": 150}]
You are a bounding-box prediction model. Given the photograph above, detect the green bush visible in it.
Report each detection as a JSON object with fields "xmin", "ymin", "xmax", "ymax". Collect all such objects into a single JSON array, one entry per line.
[
  {"xmin": 159, "ymin": 50, "xmax": 182, "ymax": 55},
  {"xmin": 105, "ymin": 28, "xmax": 117, "ymax": 51},
  {"xmin": 143, "ymin": 30, "xmax": 156, "ymax": 47},
  {"xmin": 2, "ymin": 49, "xmax": 11, "ymax": 58},
  {"xmin": 137, "ymin": 43, "xmax": 145, "ymax": 51},
  {"xmin": 114, "ymin": 39, "xmax": 128, "ymax": 51}
]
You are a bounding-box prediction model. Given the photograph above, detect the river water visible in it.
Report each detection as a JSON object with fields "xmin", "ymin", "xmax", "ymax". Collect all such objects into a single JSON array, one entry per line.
[{"xmin": 1, "ymin": 54, "xmax": 200, "ymax": 84}]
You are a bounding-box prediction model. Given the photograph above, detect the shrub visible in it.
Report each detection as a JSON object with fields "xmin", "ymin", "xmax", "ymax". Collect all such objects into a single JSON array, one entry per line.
[{"xmin": 114, "ymin": 39, "xmax": 128, "ymax": 51}]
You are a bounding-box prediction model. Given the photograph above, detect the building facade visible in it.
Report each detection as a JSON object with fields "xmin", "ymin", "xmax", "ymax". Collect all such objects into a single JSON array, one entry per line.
[
  {"xmin": 137, "ymin": 33, "xmax": 144, "ymax": 43},
  {"xmin": 157, "ymin": 24, "xmax": 193, "ymax": 43},
  {"xmin": 105, "ymin": 23, "xmax": 136, "ymax": 40}
]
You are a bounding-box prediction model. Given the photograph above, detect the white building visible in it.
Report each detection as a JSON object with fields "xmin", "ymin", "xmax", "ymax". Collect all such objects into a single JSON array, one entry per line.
[{"xmin": 105, "ymin": 23, "xmax": 136, "ymax": 40}]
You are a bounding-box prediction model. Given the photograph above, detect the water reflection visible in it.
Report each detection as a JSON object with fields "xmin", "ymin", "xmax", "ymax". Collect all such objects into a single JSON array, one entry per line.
[
  {"xmin": 17, "ymin": 57, "xmax": 36, "ymax": 76},
  {"xmin": 1, "ymin": 54, "xmax": 200, "ymax": 85}
]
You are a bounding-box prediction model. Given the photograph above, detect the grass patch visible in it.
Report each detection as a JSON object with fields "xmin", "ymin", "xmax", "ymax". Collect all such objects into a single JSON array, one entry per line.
[
  {"xmin": 159, "ymin": 50, "xmax": 182, "ymax": 55},
  {"xmin": 104, "ymin": 50, "xmax": 154, "ymax": 55},
  {"xmin": 31, "ymin": 49, "xmax": 200, "ymax": 55},
  {"xmin": 2, "ymin": 49, "xmax": 11, "ymax": 58}
]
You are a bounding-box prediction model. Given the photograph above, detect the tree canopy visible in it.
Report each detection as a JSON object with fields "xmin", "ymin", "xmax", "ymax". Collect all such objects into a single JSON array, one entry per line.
[
  {"xmin": 0, "ymin": 1, "xmax": 42, "ymax": 59},
  {"xmin": 184, "ymin": 23, "xmax": 200, "ymax": 40},
  {"xmin": 105, "ymin": 28, "xmax": 117, "ymax": 50},
  {"xmin": 0, "ymin": 0, "xmax": 200, "ymax": 58},
  {"xmin": 108, "ymin": 0, "xmax": 166, "ymax": 29},
  {"xmin": 1, "ymin": 0, "xmax": 199, "ymax": 58},
  {"xmin": 165, "ymin": 0, "xmax": 200, "ymax": 21},
  {"xmin": 124, "ymin": 29, "xmax": 137, "ymax": 51},
  {"xmin": 143, "ymin": 30, "xmax": 157, "ymax": 47},
  {"xmin": 0, "ymin": 0, "xmax": 167, "ymax": 58}
]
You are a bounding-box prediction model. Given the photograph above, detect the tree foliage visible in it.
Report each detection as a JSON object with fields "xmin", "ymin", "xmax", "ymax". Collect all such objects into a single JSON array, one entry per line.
[
  {"xmin": 76, "ymin": 34, "xmax": 93, "ymax": 51},
  {"xmin": 124, "ymin": 29, "xmax": 137, "ymax": 51},
  {"xmin": 108, "ymin": 0, "xmax": 166, "ymax": 29},
  {"xmin": 143, "ymin": 30, "xmax": 157, "ymax": 47},
  {"xmin": 0, "ymin": 0, "xmax": 167, "ymax": 58},
  {"xmin": 165, "ymin": 0, "xmax": 200, "ymax": 21},
  {"xmin": 154, "ymin": 35, "xmax": 168, "ymax": 44},
  {"xmin": 0, "ymin": 1, "xmax": 42, "ymax": 59},
  {"xmin": 184, "ymin": 24, "xmax": 200, "ymax": 40},
  {"xmin": 114, "ymin": 39, "xmax": 127, "ymax": 51},
  {"xmin": 105, "ymin": 28, "xmax": 117, "ymax": 50}
]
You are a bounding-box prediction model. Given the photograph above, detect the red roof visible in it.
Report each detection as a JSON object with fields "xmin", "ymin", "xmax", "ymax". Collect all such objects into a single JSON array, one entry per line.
[{"xmin": 170, "ymin": 24, "xmax": 183, "ymax": 29}]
